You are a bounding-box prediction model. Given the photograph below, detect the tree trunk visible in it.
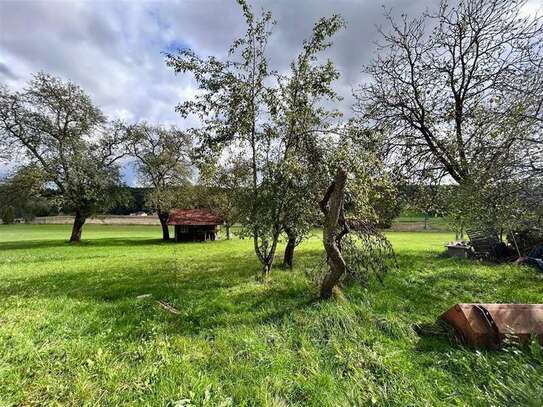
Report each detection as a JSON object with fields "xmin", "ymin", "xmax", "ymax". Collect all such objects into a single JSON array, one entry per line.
[
  {"xmin": 283, "ymin": 238, "xmax": 296, "ymax": 269},
  {"xmin": 69, "ymin": 211, "xmax": 86, "ymax": 243},
  {"xmin": 261, "ymin": 237, "xmax": 279, "ymax": 278},
  {"xmin": 254, "ymin": 227, "xmax": 281, "ymax": 279},
  {"xmin": 282, "ymin": 228, "xmax": 297, "ymax": 269},
  {"xmin": 262, "ymin": 261, "xmax": 272, "ymax": 276},
  {"xmin": 158, "ymin": 212, "xmax": 170, "ymax": 241},
  {"xmin": 320, "ymin": 168, "xmax": 348, "ymax": 300},
  {"xmin": 226, "ymin": 224, "xmax": 231, "ymax": 240}
]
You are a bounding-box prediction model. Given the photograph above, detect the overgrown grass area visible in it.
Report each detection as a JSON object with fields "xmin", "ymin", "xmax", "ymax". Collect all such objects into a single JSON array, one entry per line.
[{"xmin": 1, "ymin": 225, "xmax": 542, "ymax": 406}]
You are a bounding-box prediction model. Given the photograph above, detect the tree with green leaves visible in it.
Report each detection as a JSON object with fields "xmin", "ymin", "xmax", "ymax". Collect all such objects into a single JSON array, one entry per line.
[
  {"xmin": 407, "ymin": 182, "xmax": 448, "ymax": 231},
  {"xmin": 1, "ymin": 205, "xmax": 15, "ymax": 224},
  {"xmin": 269, "ymin": 15, "xmax": 345, "ymax": 268},
  {"xmin": 197, "ymin": 155, "xmax": 250, "ymax": 240},
  {"xmin": 0, "ymin": 164, "xmax": 55, "ymax": 221},
  {"xmin": 167, "ymin": 0, "xmax": 344, "ymax": 275},
  {"xmin": 357, "ymin": 0, "xmax": 543, "ymax": 186},
  {"xmin": 167, "ymin": 0, "xmax": 278, "ymax": 275},
  {"xmin": 447, "ymin": 173, "xmax": 541, "ymax": 242},
  {"xmin": 318, "ymin": 132, "xmax": 397, "ymax": 299},
  {"xmin": 0, "ymin": 73, "xmax": 127, "ymax": 242},
  {"xmin": 126, "ymin": 123, "xmax": 192, "ymax": 240}
]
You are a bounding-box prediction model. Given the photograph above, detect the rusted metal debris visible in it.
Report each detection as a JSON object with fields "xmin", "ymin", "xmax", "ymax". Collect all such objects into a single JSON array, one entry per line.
[{"xmin": 440, "ymin": 303, "xmax": 543, "ymax": 349}]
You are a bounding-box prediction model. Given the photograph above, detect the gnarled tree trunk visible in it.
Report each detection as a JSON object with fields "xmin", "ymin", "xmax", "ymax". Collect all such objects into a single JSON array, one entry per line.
[
  {"xmin": 282, "ymin": 227, "xmax": 297, "ymax": 269},
  {"xmin": 69, "ymin": 210, "xmax": 87, "ymax": 243},
  {"xmin": 319, "ymin": 167, "xmax": 348, "ymax": 299},
  {"xmin": 158, "ymin": 212, "xmax": 170, "ymax": 241}
]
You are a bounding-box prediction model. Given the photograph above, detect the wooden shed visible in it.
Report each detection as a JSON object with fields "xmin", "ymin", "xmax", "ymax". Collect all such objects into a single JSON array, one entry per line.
[{"xmin": 168, "ymin": 209, "xmax": 223, "ymax": 242}]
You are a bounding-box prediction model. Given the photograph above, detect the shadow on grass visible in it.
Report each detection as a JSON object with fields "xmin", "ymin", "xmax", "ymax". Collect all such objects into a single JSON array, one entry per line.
[
  {"xmin": 0, "ymin": 237, "xmax": 179, "ymax": 251},
  {"xmin": 1, "ymin": 246, "xmax": 319, "ymax": 340},
  {"xmin": 4, "ymin": 238, "xmax": 539, "ymax": 350}
]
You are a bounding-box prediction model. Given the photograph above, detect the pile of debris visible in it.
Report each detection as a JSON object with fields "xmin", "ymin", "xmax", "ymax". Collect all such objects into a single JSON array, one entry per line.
[{"xmin": 445, "ymin": 227, "xmax": 543, "ymax": 271}]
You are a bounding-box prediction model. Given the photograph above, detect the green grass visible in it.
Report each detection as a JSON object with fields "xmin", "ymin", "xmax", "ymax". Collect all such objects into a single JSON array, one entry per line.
[{"xmin": 1, "ymin": 224, "xmax": 542, "ymax": 406}]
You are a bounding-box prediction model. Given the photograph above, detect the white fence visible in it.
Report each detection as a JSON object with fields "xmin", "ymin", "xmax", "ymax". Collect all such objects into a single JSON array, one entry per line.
[{"xmin": 31, "ymin": 215, "xmax": 161, "ymax": 225}]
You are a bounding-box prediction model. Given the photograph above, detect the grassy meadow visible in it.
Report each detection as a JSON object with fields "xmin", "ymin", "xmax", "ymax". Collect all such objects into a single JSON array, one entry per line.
[{"xmin": 1, "ymin": 224, "xmax": 542, "ymax": 406}]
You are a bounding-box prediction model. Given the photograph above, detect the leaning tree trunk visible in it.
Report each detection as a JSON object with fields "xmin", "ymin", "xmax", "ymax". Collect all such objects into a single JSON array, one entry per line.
[
  {"xmin": 282, "ymin": 227, "xmax": 297, "ymax": 269},
  {"xmin": 158, "ymin": 212, "xmax": 170, "ymax": 241},
  {"xmin": 320, "ymin": 168, "xmax": 348, "ymax": 299},
  {"xmin": 69, "ymin": 211, "xmax": 87, "ymax": 243}
]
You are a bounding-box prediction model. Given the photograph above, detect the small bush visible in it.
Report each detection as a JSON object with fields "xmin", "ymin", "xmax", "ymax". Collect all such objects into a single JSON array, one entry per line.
[
  {"xmin": 1, "ymin": 205, "xmax": 15, "ymax": 224},
  {"xmin": 508, "ymin": 227, "xmax": 543, "ymax": 255}
]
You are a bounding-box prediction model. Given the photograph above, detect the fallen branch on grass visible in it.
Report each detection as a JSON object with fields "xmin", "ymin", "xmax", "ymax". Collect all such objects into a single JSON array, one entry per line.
[
  {"xmin": 156, "ymin": 300, "xmax": 181, "ymax": 315},
  {"xmin": 136, "ymin": 294, "xmax": 180, "ymax": 315}
]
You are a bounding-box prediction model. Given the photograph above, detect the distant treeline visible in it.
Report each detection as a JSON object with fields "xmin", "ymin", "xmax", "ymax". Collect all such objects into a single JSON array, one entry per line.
[
  {"xmin": 1, "ymin": 182, "xmax": 450, "ymax": 223},
  {"xmin": 0, "ymin": 186, "xmax": 152, "ymax": 220},
  {"xmin": 109, "ymin": 187, "xmax": 151, "ymax": 215},
  {"xmin": 0, "ymin": 184, "xmax": 225, "ymax": 220}
]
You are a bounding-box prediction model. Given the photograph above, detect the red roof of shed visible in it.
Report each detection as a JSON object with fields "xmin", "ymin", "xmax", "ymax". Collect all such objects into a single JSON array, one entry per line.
[{"xmin": 168, "ymin": 209, "xmax": 223, "ymax": 226}]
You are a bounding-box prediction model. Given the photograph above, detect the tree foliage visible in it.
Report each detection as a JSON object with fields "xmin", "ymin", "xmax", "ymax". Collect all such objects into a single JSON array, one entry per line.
[
  {"xmin": 319, "ymin": 165, "xmax": 396, "ymax": 300},
  {"xmin": 197, "ymin": 155, "xmax": 250, "ymax": 240},
  {"xmin": 1, "ymin": 205, "xmax": 15, "ymax": 224},
  {"xmin": 0, "ymin": 73, "xmax": 127, "ymax": 242},
  {"xmin": 167, "ymin": 0, "xmax": 277, "ymax": 274},
  {"xmin": 270, "ymin": 14, "xmax": 345, "ymax": 268},
  {"xmin": 448, "ymin": 177, "xmax": 542, "ymax": 240},
  {"xmin": 166, "ymin": 0, "xmax": 345, "ymax": 275},
  {"xmin": 0, "ymin": 164, "xmax": 55, "ymax": 221},
  {"xmin": 357, "ymin": 0, "xmax": 543, "ymax": 185},
  {"xmin": 126, "ymin": 122, "xmax": 192, "ymax": 240}
]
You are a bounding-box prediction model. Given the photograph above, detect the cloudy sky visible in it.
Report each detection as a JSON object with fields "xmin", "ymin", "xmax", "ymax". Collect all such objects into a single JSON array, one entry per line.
[{"xmin": 1, "ymin": 0, "xmax": 540, "ymax": 183}]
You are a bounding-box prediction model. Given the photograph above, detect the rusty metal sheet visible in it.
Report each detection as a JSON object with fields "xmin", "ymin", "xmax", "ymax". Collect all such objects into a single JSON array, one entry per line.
[{"xmin": 440, "ymin": 303, "xmax": 543, "ymax": 349}]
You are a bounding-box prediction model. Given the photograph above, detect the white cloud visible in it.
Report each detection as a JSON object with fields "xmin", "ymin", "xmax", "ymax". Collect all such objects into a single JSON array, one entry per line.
[
  {"xmin": 3, "ymin": 0, "xmax": 537, "ymax": 184},
  {"xmin": 0, "ymin": 0, "xmax": 433, "ymax": 124}
]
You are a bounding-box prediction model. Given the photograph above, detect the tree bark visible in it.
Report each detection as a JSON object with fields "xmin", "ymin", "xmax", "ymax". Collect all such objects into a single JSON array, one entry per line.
[
  {"xmin": 69, "ymin": 211, "xmax": 86, "ymax": 243},
  {"xmin": 320, "ymin": 168, "xmax": 348, "ymax": 299},
  {"xmin": 282, "ymin": 228, "xmax": 297, "ymax": 269},
  {"xmin": 226, "ymin": 224, "xmax": 231, "ymax": 240},
  {"xmin": 158, "ymin": 212, "xmax": 170, "ymax": 241},
  {"xmin": 261, "ymin": 234, "xmax": 279, "ymax": 278},
  {"xmin": 262, "ymin": 262, "xmax": 272, "ymax": 276},
  {"xmin": 255, "ymin": 226, "xmax": 281, "ymax": 278}
]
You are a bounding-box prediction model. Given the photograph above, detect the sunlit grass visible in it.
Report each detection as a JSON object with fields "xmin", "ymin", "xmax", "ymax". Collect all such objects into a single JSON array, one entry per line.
[{"xmin": 0, "ymin": 224, "xmax": 542, "ymax": 405}]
